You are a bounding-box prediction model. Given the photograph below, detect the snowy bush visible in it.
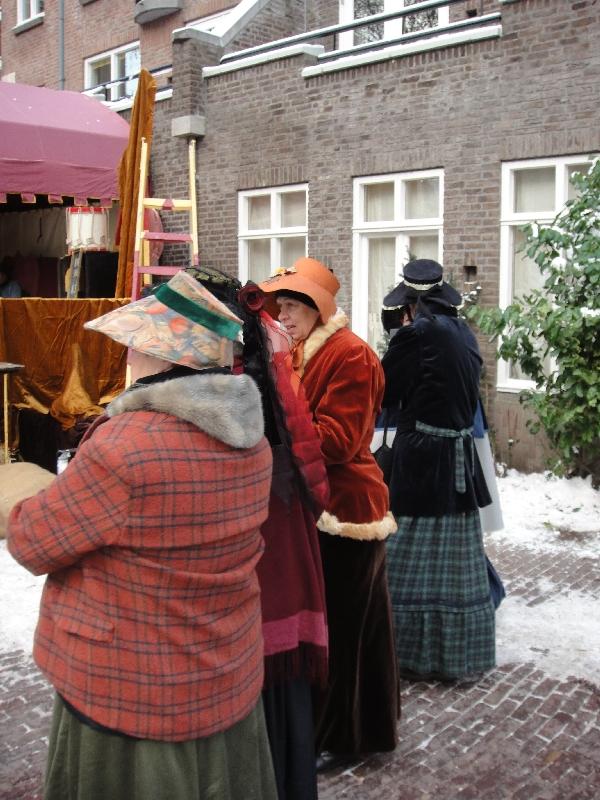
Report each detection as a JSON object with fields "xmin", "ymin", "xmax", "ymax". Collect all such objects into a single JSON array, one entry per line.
[{"xmin": 467, "ymin": 158, "xmax": 600, "ymax": 487}]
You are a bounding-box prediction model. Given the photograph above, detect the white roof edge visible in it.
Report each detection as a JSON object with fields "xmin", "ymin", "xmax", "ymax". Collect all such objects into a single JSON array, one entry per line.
[
  {"xmin": 203, "ymin": 44, "xmax": 324, "ymax": 78},
  {"xmin": 173, "ymin": 0, "xmax": 271, "ymax": 49},
  {"xmin": 302, "ymin": 25, "xmax": 503, "ymax": 78}
]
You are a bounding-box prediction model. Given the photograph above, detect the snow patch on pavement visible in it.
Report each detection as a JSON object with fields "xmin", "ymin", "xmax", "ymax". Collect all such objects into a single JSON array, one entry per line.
[{"xmin": 496, "ymin": 591, "xmax": 600, "ymax": 685}]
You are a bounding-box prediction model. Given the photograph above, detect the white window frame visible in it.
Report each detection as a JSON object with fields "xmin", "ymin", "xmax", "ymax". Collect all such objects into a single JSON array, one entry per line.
[
  {"xmin": 238, "ymin": 184, "xmax": 308, "ymax": 284},
  {"xmin": 84, "ymin": 42, "xmax": 141, "ymax": 105},
  {"xmin": 338, "ymin": 0, "xmax": 449, "ymax": 50},
  {"xmin": 498, "ymin": 154, "xmax": 594, "ymax": 392},
  {"xmin": 17, "ymin": 0, "xmax": 44, "ymax": 24},
  {"xmin": 352, "ymin": 169, "xmax": 444, "ymax": 345}
]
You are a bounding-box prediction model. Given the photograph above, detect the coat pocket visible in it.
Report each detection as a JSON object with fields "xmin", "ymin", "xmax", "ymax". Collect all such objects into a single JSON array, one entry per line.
[{"xmin": 54, "ymin": 610, "xmax": 114, "ymax": 643}]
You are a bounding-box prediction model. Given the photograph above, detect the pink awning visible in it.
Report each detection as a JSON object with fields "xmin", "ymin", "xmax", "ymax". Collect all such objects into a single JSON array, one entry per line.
[{"xmin": 0, "ymin": 82, "xmax": 130, "ymax": 204}]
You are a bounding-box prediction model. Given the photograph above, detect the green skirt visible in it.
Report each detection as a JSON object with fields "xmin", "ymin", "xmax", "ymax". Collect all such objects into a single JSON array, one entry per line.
[
  {"xmin": 44, "ymin": 695, "xmax": 278, "ymax": 800},
  {"xmin": 386, "ymin": 510, "xmax": 496, "ymax": 680}
]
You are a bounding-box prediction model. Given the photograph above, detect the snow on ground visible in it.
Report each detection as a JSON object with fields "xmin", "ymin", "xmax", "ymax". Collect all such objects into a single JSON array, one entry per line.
[
  {"xmin": 495, "ymin": 591, "xmax": 600, "ymax": 685},
  {"xmin": 1, "ymin": 470, "xmax": 598, "ymax": 685},
  {"xmin": 496, "ymin": 470, "xmax": 600, "ymax": 556}
]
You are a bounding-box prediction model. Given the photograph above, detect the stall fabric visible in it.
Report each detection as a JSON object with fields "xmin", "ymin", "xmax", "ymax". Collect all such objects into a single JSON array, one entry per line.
[
  {"xmin": 0, "ymin": 82, "xmax": 129, "ymax": 204},
  {"xmin": 115, "ymin": 69, "xmax": 157, "ymax": 297},
  {"xmin": 0, "ymin": 298, "xmax": 128, "ymax": 432}
]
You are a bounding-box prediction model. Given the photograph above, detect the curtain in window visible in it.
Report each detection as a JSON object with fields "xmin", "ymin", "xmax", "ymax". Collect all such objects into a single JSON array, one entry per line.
[
  {"xmin": 405, "ymin": 178, "xmax": 439, "ymax": 219},
  {"xmin": 248, "ymin": 196, "xmax": 271, "ymax": 230},
  {"xmin": 123, "ymin": 49, "xmax": 141, "ymax": 100},
  {"xmin": 514, "ymin": 168, "xmax": 555, "ymax": 213},
  {"xmin": 280, "ymin": 237, "xmax": 306, "ymax": 268},
  {"xmin": 367, "ymin": 236, "xmax": 396, "ymax": 352},
  {"xmin": 248, "ymin": 239, "xmax": 271, "ymax": 283},
  {"xmin": 281, "ymin": 192, "xmax": 306, "ymax": 227},
  {"xmin": 365, "ymin": 183, "xmax": 394, "ymax": 222},
  {"xmin": 510, "ymin": 227, "xmax": 551, "ymax": 379}
]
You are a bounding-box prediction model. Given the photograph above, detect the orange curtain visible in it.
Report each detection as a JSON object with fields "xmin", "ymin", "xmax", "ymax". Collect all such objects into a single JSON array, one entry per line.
[
  {"xmin": 0, "ymin": 298, "xmax": 128, "ymax": 433},
  {"xmin": 114, "ymin": 69, "xmax": 157, "ymax": 298}
]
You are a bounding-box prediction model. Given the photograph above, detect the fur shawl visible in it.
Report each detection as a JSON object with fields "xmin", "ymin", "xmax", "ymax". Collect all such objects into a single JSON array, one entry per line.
[{"xmin": 107, "ymin": 372, "xmax": 264, "ymax": 450}]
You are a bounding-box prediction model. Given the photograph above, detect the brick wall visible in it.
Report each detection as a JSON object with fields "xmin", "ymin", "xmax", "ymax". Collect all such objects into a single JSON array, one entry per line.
[
  {"xmin": 151, "ymin": 0, "xmax": 600, "ymax": 472},
  {"xmin": 0, "ymin": 0, "xmax": 235, "ymax": 90},
  {"xmin": 2, "ymin": 0, "xmax": 597, "ymax": 472}
]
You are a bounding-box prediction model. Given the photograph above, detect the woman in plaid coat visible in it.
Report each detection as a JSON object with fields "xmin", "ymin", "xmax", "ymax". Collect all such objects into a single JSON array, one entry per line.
[
  {"xmin": 7, "ymin": 273, "xmax": 277, "ymax": 800},
  {"xmin": 381, "ymin": 259, "xmax": 496, "ymax": 682}
]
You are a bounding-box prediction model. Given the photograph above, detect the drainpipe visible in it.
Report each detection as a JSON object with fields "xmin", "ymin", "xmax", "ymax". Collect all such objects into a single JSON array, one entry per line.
[{"xmin": 58, "ymin": 0, "xmax": 65, "ymax": 89}]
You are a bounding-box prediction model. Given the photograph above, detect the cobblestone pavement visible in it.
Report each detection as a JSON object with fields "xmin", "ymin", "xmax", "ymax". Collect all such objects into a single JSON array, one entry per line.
[{"xmin": 1, "ymin": 537, "xmax": 599, "ymax": 800}]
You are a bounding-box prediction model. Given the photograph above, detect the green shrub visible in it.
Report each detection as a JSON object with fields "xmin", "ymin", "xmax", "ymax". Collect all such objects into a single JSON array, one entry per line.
[{"xmin": 467, "ymin": 158, "xmax": 600, "ymax": 486}]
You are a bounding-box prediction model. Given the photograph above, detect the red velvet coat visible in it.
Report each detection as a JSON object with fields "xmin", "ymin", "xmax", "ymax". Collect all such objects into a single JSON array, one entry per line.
[
  {"xmin": 8, "ymin": 373, "xmax": 272, "ymax": 742},
  {"xmin": 298, "ymin": 311, "xmax": 397, "ymax": 541}
]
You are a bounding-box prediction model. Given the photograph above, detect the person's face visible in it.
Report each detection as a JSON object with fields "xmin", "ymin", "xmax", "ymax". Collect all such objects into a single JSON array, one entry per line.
[{"xmin": 276, "ymin": 296, "xmax": 320, "ymax": 343}]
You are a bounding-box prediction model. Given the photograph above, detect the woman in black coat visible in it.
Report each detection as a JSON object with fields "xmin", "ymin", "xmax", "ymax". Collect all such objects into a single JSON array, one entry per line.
[{"xmin": 381, "ymin": 259, "xmax": 496, "ymax": 682}]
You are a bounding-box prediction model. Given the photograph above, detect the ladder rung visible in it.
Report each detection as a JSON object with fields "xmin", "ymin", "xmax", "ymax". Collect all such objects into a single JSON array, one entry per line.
[
  {"xmin": 143, "ymin": 198, "xmax": 193, "ymax": 211},
  {"xmin": 141, "ymin": 231, "xmax": 193, "ymax": 243},
  {"xmin": 135, "ymin": 266, "xmax": 183, "ymax": 277}
]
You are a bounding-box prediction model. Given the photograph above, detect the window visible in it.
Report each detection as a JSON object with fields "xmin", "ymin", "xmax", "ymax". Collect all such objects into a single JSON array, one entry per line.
[
  {"xmin": 352, "ymin": 170, "xmax": 444, "ymax": 350},
  {"xmin": 17, "ymin": 0, "xmax": 44, "ymax": 24},
  {"xmin": 238, "ymin": 186, "xmax": 308, "ymax": 284},
  {"xmin": 84, "ymin": 43, "xmax": 141, "ymax": 103},
  {"xmin": 338, "ymin": 0, "xmax": 449, "ymax": 50},
  {"xmin": 498, "ymin": 155, "xmax": 593, "ymax": 390}
]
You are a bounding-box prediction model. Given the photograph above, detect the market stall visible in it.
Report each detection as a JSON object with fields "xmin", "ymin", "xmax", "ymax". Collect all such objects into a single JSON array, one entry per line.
[{"xmin": 0, "ymin": 81, "xmax": 130, "ymax": 464}]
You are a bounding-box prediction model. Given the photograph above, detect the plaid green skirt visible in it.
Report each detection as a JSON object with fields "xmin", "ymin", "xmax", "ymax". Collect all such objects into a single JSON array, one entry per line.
[
  {"xmin": 386, "ymin": 511, "xmax": 496, "ymax": 680},
  {"xmin": 44, "ymin": 695, "xmax": 277, "ymax": 800}
]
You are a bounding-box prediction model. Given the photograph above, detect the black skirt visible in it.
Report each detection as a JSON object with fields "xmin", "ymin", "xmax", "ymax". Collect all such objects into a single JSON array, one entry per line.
[{"xmin": 313, "ymin": 533, "xmax": 400, "ymax": 755}]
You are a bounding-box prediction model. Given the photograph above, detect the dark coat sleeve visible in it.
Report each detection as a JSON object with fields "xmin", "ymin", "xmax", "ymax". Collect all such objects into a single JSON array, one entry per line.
[{"xmin": 381, "ymin": 326, "xmax": 419, "ymax": 410}]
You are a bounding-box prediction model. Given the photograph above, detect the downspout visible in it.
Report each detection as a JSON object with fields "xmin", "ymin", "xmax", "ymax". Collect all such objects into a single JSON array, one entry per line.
[{"xmin": 58, "ymin": 0, "xmax": 65, "ymax": 89}]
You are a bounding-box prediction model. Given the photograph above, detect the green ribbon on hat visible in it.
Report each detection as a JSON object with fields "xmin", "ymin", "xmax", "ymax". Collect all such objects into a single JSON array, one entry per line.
[{"xmin": 154, "ymin": 283, "xmax": 242, "ymax": 341}]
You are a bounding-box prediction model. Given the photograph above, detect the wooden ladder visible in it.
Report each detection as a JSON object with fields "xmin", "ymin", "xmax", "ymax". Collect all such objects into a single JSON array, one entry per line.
[{"xmin": 130, "ymin": 136, "xmax": 199, "ymax": 300}]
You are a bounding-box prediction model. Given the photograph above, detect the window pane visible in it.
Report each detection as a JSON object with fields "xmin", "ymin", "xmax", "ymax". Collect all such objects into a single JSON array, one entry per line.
[
  {"xmin": 354, "ymin": 0, "xmax": 384, "ymax": 44},
  {"xmin": 514, "ymin": 168, "xmax": 555, "ymax": 213},
  {"xmin": 280, "ymin": 236, "xmax": 306, "ymax": 268},
  {"xmin": 367, "ymin": 237, "xmax": 396, "ymax": 351},
  {"xmin": 407, "ymin": 233, "xmax": 439, "ymax": 261},
  {"xmin": 405, "ymin": 177, "xmax": 439, "ymax": 219},
  {"xmin": 512, "ymin": 227, "xmax": 543, "ymax": 300},
  {"xmin": 90, "ymin": 58, "xmax": 111, "ymax": 88},
  {"xmin": 124, "ymin": 49, "xmax": 140, "ymax": 97},
  {"xmin": 248, "ymin": 196, "xmax": 271, "ymax": 230},
  {"xmin": 403, "ymin": 0, "xmax": 438, "ymax": 33},
  {"xmin": 365, "ymin": 183, "xmax": 394, "ymax": 222},
  {"xmin": 247, "ymin": 239, "xmax": 271, "ymax": 283},
  {"xmin": 567, "ymin": 163, "xmax": 589, "ymax": 201},
  {"xmin": 510, "ymin": 226, "xmax": 551, "ymax": 380},
  {"xmin": 280, "ymin": 191, "xmax": 306, "ymax": 228},
  {"xmin": 114, "ymin": 49, "xmax": 140, "ymax": 100}
]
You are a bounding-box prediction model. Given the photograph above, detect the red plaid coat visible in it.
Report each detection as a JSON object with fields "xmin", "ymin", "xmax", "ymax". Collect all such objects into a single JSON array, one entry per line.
[{"xmin": 8, "ymin": 373, "xmax": 272, "ymax": 742}]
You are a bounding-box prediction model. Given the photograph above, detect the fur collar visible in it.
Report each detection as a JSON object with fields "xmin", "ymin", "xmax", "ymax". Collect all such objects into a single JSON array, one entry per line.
[
  {"xmin": 106, "ymin": 373, "xmax": 264, "ymax": 449},
  {"xmin": 301, "ymin": 309, "xmax": 348, "ymax": 373}
]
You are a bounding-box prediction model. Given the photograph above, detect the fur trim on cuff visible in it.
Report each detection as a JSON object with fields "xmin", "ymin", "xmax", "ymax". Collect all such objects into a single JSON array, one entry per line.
[{"xmin": 317, "ymin": 510, "xmax": 398, "ymax": 541}]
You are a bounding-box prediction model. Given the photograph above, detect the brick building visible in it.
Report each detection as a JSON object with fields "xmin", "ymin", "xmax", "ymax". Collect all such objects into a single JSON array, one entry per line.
[{"xmin": 1, "ymin": 0, "xmax": 598, "ymax": 472}]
